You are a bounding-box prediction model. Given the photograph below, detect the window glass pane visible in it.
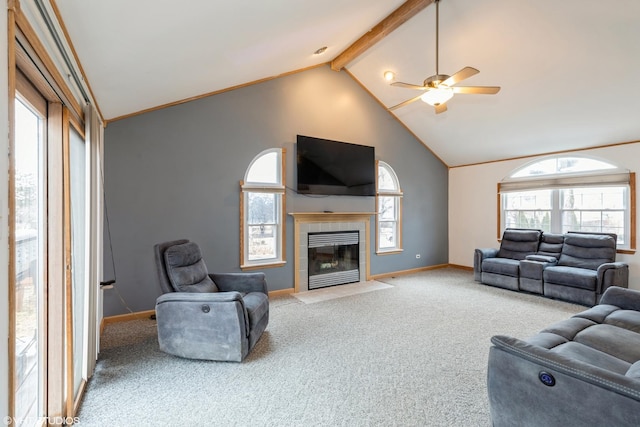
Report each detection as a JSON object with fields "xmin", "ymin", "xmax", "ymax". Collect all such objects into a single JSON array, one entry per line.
[
  {"xmin": 248, "ymin": 192, "xmax": 276, "ymax": 224},
  {"xmin": 246, "ymin": 151, "xmax": 278, "ymax": 184},
  {"xmin": 562, "ymin": 211, "xmax": 625, "ymax": 244},
  {"xmin": 561, "ymin": 187, "xmax": 625, "ymax": 210},
  {"xmin": 378, "ymin": 165, "xmax": 397, "ymax": 191},
  {"xmin": 248, "ymin": 225, "xmax": 276, "ymax": 260},
  {"xmin": 379, "ymin": 221, "xmax": 397, "ymax": 249},
  {"xmin": 14, "ymin": 97, "xmax": 45, "ymax": 423},
  {"xmin": 503, "ymin": 190, "xmax": 552, "ymax": 210},
  {"xmin": 379, "ymin": 196, "xmax": 396, "ymax": 220},
  {"xmin": 512, "ymin": 157, "xmax": 616, "ymax": 178},
  {"xmin": 504, "ymin": 210, "xmax": 551, "ymax": 232},
  {"xmin": 70, "ymin": 126, "xmax": 86, "ymax": 396}
]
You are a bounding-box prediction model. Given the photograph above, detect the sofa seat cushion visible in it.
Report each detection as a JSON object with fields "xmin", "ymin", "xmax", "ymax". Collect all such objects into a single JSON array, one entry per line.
[
  {"xmin": 550, "ymin": 341, "xmax": 631, "ymax": 375},
  {"xmin": 575, "ymin": 324, "xmax": 640, "ymax": 364},
  {"xmin": 242, "ymin": 292, "xmax": 269, "ymax": 332},
  {"xmin": 540, "ymin": 317, "xmax": 595, "ymax": 340},
  {"xmin": 482, "ymin": 258, "xmax": 520, "ymax": 277},
  {"xmin": 603, "ymin": 310, "xmax": 640, "ymax": 333},
  {"xmin": 543, "ymin": 266, "xmax": 597, "ymax": 290}
]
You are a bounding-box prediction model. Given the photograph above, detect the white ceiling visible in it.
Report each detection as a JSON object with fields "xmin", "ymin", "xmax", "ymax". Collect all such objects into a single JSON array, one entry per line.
[{"xmin": 55, "ymin": 0, "xmax": 640, "ymax": 167}]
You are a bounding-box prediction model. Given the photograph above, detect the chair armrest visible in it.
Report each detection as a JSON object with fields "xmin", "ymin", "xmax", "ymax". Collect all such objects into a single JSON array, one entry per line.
[
  {"xmin": 474, "ymin": 248, "xmax": 499, "ymax": 281},
  {"xmin": 210, "ymin": 272, "xmax": 268, "ymax": 295},
  {"xmin": 596, "ymin": 262, "xmax": 629, "ymax": 294},
  {"xmin": 600, "ymin": 286, "xmax": 640, "ymax": 311}
]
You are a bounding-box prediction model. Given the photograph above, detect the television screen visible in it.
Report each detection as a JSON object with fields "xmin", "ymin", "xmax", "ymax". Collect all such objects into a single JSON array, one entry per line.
[{"xmin": 296, "ymin": 135, "xmax": 375, "ymax": 196}]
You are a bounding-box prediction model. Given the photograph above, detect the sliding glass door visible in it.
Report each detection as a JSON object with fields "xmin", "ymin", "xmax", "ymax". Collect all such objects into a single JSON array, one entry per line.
[
  {"xmin": 70, "ymin": 124, "xmax": 88, "ymax": 407},
  {"xmin": 13, "ymin": 91, "xmax": 47, "ymax": 425}
]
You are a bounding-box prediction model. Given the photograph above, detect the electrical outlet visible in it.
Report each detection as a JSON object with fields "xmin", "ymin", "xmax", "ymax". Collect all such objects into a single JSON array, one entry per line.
[{"xmin": 415, "ymin": 254, "xmax": 421, "ymax": 259}]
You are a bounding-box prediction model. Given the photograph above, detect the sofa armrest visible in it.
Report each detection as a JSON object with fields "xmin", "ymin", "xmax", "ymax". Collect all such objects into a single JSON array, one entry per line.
[
  {"xmin": 596, "ymin": 262, "xmax": 629, "ymax": 295},
  {"xmin": 488, "ymin": 335, "xmax": 640, "ymax": 427},
  {"xmin": 600, "ymin": 286, "xmax": 640, "ymax": 311},
  {"xmin": 210, "ymin": 272, "xmax": 268, "ymax": 295},
  {"xmin": 474, "ymin": 248, "xmax": 499, "ymax": 281},
  {"xmin": 525, "ymin": 254, "xmax": 558, "ymax": 264},
  {"xmin": 490, "ymin": 335, "xmax": 640, "ymax": 400}
]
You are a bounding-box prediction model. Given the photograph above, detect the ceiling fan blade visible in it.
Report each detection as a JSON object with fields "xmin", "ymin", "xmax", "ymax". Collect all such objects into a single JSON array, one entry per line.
[
  {"xmin": 388, "ymin": 93, "xmax": 425, "ymax": 111},
  {"xmin": 452, "ymin": 86, "xmax": 501, "ymax": 94},
  {"xmin": 435, "ymin": 103, "xmax": 447, "ymax": 114},
  {"xmin": 441, "ymin": 67, "xmax": 479, "ymax": 87},
  {"xmin": 391, "ymin": 81, "xmax": 427, "ymax": 91}
]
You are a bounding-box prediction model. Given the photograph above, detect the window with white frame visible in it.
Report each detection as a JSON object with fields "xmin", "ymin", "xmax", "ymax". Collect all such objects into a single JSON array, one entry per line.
[
  {"xmin": 241, "ymin": 148, "xmax": 286, "ymax": 268},
  {"xmin": 377, "ymin": 161, "xmax": 403, "ymax": 253},
  {"xmin": 500, "ymin": 156, "xmax": 635, "ymax": 249}
]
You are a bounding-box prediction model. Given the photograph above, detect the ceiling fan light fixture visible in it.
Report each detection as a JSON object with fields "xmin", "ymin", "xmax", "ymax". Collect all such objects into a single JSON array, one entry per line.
[
  {"xmin": 420, "ymin": 87, "xmax": 453, "ymax": 106},
  {"xmin": 383, "ymin": 70, "xmax": 395, "ymax": 81}
]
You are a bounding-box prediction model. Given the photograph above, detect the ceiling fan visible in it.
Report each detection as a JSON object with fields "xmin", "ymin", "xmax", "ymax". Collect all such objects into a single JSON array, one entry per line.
[{"xmin": 388, "ymin": 0, "xmax": 500, "ymax": 114}]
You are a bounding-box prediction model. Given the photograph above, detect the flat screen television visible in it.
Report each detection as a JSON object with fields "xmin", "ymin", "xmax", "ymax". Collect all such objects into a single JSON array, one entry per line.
[{"xmin": 296, "ymin": 135, "xmax": 375, "ymax": 196}]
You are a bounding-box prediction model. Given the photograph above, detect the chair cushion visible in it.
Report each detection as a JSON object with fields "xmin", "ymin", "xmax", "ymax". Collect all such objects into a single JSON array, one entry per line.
[
  {"xmin": 482, "ymin": 258, "xmax": 520, "ymax": 277},
  {"xmin": 557, "ymin": 234, "xmax": 616, "ymax": 270},
  {"xmin": 242, "ymin": 292, "xmax": 269, "ymax": 332},
  {"xmin": 164, "ymin": 242, "xmax": 219, "ymax": 293},
  {"xmin": 497, "ymin": 229, "xmax": 541, "ymax": 260},
  {"xmin": 543, "ymin": 266, "xmax": 597, "ymax": 290}
]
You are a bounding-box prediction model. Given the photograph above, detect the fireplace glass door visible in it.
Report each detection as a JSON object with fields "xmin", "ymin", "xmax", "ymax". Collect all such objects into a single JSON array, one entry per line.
[{"xmin": 308, "ymin": 231, "xmax": 359, "ymax": 289}]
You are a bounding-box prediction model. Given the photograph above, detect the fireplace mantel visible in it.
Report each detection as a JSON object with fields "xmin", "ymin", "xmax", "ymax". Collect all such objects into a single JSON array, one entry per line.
[
  {"xmin": 289, "ymin": 212, "xmax": 375, "ymax": 292},
  {"xmin": 289, "ymin": 212, "xmax": 375, "ymax": 223}
]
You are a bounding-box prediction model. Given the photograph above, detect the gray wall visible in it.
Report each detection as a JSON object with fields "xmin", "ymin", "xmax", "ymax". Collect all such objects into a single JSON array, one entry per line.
[{"xmin": 103, "ymin": 65, "xmax": 448, "ymax": 316}]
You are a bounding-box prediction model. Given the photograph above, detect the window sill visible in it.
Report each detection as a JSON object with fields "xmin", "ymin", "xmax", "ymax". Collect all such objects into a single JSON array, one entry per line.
[
  {"xmin": 617, "ymin": 249, "xmax": 636, "ymax": 255},
  {"xmin": 376, "ymin": 249, "xmax": 403, "ymax": 256},
  {"xmin": 240, "ymin": 260, "xmax": 286, "ymax": 271}
]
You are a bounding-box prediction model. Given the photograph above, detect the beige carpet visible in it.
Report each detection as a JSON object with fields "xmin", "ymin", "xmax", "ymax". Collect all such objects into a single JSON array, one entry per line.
[{"xmin": 77, "ymin": 268, "xmax": 583, "ymax": 426}]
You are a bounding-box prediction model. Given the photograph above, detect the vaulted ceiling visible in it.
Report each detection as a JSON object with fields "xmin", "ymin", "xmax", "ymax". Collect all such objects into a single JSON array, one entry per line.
[{"xmin": 54, "ymin": 0, "xmax": 640, "ymax": 167}]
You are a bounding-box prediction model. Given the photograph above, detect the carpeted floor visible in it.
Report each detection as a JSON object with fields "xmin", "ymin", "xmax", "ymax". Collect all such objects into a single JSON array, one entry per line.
[{"xmin": 77, "ymin": 268, "xmax": 583, "ymax": 426}]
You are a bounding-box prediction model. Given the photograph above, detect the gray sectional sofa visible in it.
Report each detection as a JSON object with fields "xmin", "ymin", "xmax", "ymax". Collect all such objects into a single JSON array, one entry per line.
[
  {"xmin": 474, "ymin": 228, "xmax": 629, "ymax": 305},
  {"xmin": 487, "ymin": 286, "xmax": 640, "ymax": 427}
]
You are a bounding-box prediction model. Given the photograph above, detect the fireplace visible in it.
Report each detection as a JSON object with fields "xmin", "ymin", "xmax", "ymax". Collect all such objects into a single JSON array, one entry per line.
[
  {"xmin": 289, "ymin": 212, "xmax": 373, "ymax": 292},
  {"xmin": 308, "ymin": 231, "xmax": 359, "ymax": 289}
]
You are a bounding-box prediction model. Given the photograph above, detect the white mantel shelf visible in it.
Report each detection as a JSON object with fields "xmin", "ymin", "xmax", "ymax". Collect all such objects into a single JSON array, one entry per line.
[
  {"xmin": 289, "ymin": 212, "xmax": 376, "ymax": 222},
  {"xmin": 289, "ymin": 212, "xmax": 374, "ymax": 293}
]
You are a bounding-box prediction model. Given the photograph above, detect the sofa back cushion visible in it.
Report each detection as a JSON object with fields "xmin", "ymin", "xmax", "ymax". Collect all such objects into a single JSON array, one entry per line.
[
  {"xmin": 537, "ymin": 233, "xmax": 564, "ymax": 259},
  {"xmin": 497, "ymin": 229, "xmax": 542, "ymax": 260},
  {"xmin": 164, "ymin": 242, "xmax": 219, "ymax": 293},
  {"xmin": 558, "ymin": 233, "xmax": 616, "ymax": 270}
]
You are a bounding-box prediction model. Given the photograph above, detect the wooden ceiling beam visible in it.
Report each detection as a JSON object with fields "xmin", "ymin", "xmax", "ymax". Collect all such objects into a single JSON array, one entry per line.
[{"xmin": 330, "ymin": 0, "xmax": 435, "ymax": 71}]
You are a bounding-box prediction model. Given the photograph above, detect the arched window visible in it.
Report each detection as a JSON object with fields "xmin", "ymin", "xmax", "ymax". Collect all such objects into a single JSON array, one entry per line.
[
  {"xmin": 377, "ymin": 161, "xmax": 403, "ymax": 253},
  {"xmin": 499, "ymin": 155, "xmax": 635, "ymax": 249},
  {"xmin": 240, "ymin": 148, "xmax": 286, "ymax": 268}
]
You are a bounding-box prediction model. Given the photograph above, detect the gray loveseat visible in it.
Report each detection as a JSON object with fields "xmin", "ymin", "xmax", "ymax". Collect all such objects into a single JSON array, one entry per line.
[
  {"xmin": 474, "ymin": 229, "xmax": 629, "ymax": 305},
  {"xmin": 487, "ymin": 286, "xmax": 640, "ymax": 427}
]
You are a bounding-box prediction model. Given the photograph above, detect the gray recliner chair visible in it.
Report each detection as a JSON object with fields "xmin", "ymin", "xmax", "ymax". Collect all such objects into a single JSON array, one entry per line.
[{"xmin": 154, "ymin": 239, "xmax": 269, "ymax": 362}]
